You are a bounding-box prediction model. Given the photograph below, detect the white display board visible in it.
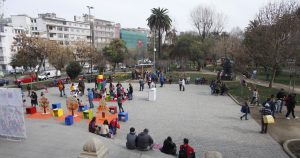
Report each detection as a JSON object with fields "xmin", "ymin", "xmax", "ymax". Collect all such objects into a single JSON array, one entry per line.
[{"xmin": 0, "ymin": 88, "xmax": 26, "ymax": 138}]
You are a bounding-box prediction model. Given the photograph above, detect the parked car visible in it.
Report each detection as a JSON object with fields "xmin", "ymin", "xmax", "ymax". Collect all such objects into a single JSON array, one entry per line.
[
  {"xmin": 9, "ymin": 69, "xmax": 24, "ymax": 74},
  {"xmin": 0, "ymin": 78, "xmax": 9, "ymax": 86},
  {"xmin": 15, "ymin": 75, "xmax": 36, "ymax": 84},
  {"xmin": 38, "ymin": 70, "xmax": 61, "ymax": 80}
]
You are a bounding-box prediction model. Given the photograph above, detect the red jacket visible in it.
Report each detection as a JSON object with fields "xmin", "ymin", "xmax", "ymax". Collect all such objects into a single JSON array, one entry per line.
[{"xmin": 180, "ymin": 144, "xmax": 195, "ymax": 158}]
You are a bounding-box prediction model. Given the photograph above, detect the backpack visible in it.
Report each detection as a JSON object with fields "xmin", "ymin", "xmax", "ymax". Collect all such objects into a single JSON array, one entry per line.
[{"xmin": 178, "ymin": 146, "xmax": 188, "ymax": 158}]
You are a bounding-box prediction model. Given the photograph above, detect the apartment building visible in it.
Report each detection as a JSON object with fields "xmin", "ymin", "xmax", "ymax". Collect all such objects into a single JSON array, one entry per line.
[
  {"xmin": 0, "ymin": 24, "xmax": 26, "ymax": 72},
  {"xmin": 0, "ymin": 13, "xmax": 121, "ymax": 72}
]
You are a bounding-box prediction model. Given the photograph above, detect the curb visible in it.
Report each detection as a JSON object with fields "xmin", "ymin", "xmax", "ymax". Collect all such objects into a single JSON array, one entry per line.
[
  {"xmin": 227, "ymin": 93, "xmax": 241, "ymax": 106},
  {"xmin": 283, "ymin": 139, "xmax": 300, "ymax": 158}
]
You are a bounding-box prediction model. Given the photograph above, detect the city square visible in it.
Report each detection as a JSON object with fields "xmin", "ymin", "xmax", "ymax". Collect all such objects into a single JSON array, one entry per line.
[
  {"xmin": 1, "ymin": 0, "xmax": 300, "ymax": 157},
  {"xmin": 0, "ymin": 82, "xmax": 290, "ymax": 158}
]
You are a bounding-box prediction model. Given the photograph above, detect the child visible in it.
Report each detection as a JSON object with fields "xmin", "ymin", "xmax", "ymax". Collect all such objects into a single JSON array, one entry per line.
[{"xmin": 240, "ymin": 99, "xmax": 250, "ymax": 120}]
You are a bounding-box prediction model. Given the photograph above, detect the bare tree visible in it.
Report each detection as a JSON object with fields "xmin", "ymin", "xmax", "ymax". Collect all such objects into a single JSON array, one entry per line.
[
  {"xmin": 244, "ymin": 0, "xmax": 299, "ymax": 87},
  {"xmin": 48, "ymin": 45, "xmax": 73, "ymax": 74},
  {"xmin": 72, "ymin": 41, "xmax": 91, "ymax": 68},
  {"xmin": 190, "ymin": 5, "xmax": 226, "ymax": 41}
]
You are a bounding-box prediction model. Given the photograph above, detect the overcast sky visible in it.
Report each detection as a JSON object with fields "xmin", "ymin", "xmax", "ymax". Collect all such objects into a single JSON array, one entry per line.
[{"xmin": 3, "ymin": 0, "xmax": 280, "ymax": 32}]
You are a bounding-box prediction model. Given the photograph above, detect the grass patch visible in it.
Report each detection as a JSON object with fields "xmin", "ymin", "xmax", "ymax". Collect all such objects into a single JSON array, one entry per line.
[
  {"xmin": 256, "ymin": 74, "xmax": 300, "ymax": 87},
  {"xmin": 226, "ymin": 81, "xmax": 300, "ymax": 105}
]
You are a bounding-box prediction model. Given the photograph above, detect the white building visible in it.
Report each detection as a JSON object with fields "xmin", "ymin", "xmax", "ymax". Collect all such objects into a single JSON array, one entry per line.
[
  {"xmin": 0, "ymin": 25, "xmax": 26, "ymax": 72},
  {"xmin": 0, "ymin": 13, "xmax": 121, "ymax": 72}
]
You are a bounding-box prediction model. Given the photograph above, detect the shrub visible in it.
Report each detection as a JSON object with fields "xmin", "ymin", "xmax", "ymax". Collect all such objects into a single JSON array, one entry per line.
[{"xmin": 66, "ymin": 61, "xmax": 82, "ymax": 80}]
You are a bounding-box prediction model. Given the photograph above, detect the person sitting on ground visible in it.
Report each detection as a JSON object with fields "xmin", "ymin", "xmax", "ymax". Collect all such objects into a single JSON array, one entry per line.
[
  {"xmin": 100, "ymin": 120, "xmax": 110, "ymax": 138},
  {"xmin": 109, "ymin": 118, "xmax": 118, "ymax": 135},
  {"xmin": 179, "ymin": 138, "xmax": 195, "ymax": 158},
  {"xmin": 136, "ymin": 128, "xmax": 154, "ymax": 151},
  {"xmin": 160, "ymin": 136, "xmax": 177, "ymax": 156},
  {"xmin": 89, "ymin": 117, "xmax": 97, "ymax": 134},
  {"xmin": 126, "ymin": 127, "xmax": 137, "ymax": 150}
]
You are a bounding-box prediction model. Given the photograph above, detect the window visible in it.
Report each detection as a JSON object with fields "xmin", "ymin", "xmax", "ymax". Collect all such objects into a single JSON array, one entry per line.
[
  {"xmin": 64, "ymin": 34, "xmax": 69, "ymax": 38},
  {"xmin": 58, "ymin": 34, "xmax": 63, "ymax": 38},
  {"xmin": 63, "ymin": 21, "xmax": 66, "ymax": 25},
  {"xmin": 35, "ymin": 27, "xmax": 37, "ymax": 30},
  {"xmin": 34, "ymin": 19, "xmax": 36, "ymax": 23},
  {"xmin": 64, "ymin": 27, "xmax": 68, "ymax": 31},
  {"xmin": 48, "ymin": 26, "xmax": 53, "ymax": 30},
  {"xmin": 49, "ymin": 33, "xmax": 55, "ymax": 37},
  {"xmin": 57, "ymin": 27, "xmax": 63, "ymax": 31},
  {"xmin": 31, "ymin": 19, "xmax": 33, "ymax": 23},
  {"xmin": 31, "ymin": 27, "xmax": 34, "ymax": 30}
]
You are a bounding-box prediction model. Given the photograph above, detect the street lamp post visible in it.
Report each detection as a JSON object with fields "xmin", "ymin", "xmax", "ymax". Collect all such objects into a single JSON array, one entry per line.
[
  {"xmin": 87, "ymin": 6, "xmax": 94, "ymax": 75},
  {"xmin": 153, "ymin": 31, "xmax": 156, "ymax": 71}
]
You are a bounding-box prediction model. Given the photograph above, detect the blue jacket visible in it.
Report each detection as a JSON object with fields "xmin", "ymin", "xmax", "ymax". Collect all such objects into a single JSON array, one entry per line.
[{"xmin": 88, "ymin": 90, "xmax": 93, "ymax": 99}]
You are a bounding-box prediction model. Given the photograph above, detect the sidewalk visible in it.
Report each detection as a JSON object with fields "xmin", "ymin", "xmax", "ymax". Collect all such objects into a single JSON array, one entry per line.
[{"xmin": 200, "ymin": 69, "xmax": 300, "ymax": 94}]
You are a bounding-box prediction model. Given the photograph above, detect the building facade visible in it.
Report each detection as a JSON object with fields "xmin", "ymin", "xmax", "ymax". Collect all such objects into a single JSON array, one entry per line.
[{"xmin": 0, "ymin": 13, "xmax": 121, "ymax": 72}]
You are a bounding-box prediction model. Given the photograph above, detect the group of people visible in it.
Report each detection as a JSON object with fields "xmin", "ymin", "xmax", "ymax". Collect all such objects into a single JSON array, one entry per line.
[
  {"xmin": 240, "ymin": 88, "xmax": 298, "ymax": 134},
  {"xmin": 126, "ymin": 127, "xmax": 195, "ymax": 158},
  {"xmin": 210, "ymin": 80, "xmax": 227, "ymax": 95},
  {"xmin": 88, "ymin": 117, "xmax": 118, "ymax": 138}
]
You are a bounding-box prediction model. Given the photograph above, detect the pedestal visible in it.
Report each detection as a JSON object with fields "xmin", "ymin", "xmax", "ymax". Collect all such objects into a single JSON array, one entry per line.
[{"xmin": 148, "ymin": 88, "xmax": 156, "ymax": 101}]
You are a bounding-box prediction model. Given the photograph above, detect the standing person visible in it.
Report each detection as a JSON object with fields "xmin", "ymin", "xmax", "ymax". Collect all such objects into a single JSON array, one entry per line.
[
  {"xmin": 169, "ymin": 75, "xmax": 173, "ymax": 84},
  {"xmin": 276, "ymin": 88, "xmax": 285, "ymax": 113},
  {"xmin": 30, "ymin": 91, "xmax": 38, "ymax": 107},
  {"xmin": 128, "ymin": 83, "xmax": 133, "ymax": 100},
  {"xmin": 58, "ymin": 81, "xmax": 63, "ymax": 97},
  {"xmin": 126, "ymin": 127, "xmax": 137, "ymax": 150},
  {"xmin": 160, "ymin": 136, "xmax": 177, "ymax": 156},
  {"xmin": 62, "ymin": 82, "xmax": 66, "ymax": 96},
  {"xmin": 250, "ymin": 89, "xmax": 259, "ymax": 106},
  {"xmin": 240, "ymin": 99, "xmax": 250, "ymax": 120},
  {"xmin": 117, "ymin": 95, "xmax": 124, "ymax": 112},
  {"xmin": 179, "ymin": 78, "xmax": 183, "ymax": 91},
  {"xmin": 27, "ymin": 84, "xmax": 31, "ymax": 97},
  {"xmin": 252, "ymin": 69, "xmax": 257, "ymax": 79},
  {"xmin": 286, "ymin": 93, "xmax": 299, "ymax": 120},
  {"xmin": 100, "ymin": 120, "xmax": 110, "ymax": 138},
  {"xmin": 87, "ymin": 88, "xmax": 94, "ymax": 108},
  {"xmin": 179, "ymin": 138, "xmax": 195, "ymax": 158},
  {"xmin": 78, "ymin": 80, "xmax": 85, "ymax": 96},
  {"xmin": 160, "ymin": 74, "xmax": 164, "ymax": 87},
  {"xmin": 269, "ymin": 94, "xmax": 276, "ymax": 118},
  {"xmin": 139, "ymin": 78, "xmax": 144, "ymax": 91},
  {"xmin": 260, "ymin": 103, "xmax": 272, "ymax": 134},
  {"xmin": 94, "ymin": 76, "xmax": 98, "ymax": 89},
  {"xmin": 147, "ymin": 75, "xmax": 152, "ymax": 88},
  {"xmin": 182, "ymin": 78, "xmax": 186, "ymax": 91},
  {"xmin": 136, "ymin": 128, "xmax": 154, "ymax": 151}
]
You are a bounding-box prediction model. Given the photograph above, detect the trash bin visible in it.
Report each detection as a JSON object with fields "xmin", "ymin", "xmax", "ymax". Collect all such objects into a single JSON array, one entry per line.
[{"xmin": 148, "ymin": 88, "xmax": 156, "ymax": 101}]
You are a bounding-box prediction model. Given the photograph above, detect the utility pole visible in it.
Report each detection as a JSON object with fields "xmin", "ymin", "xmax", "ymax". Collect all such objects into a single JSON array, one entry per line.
[
  {"xmin": 87, "ymin": 6, "xmax": 94, "ymax": 75},
  {"xmin": 153, "ymin": 31, "xmax": 156, "ymax": 71}
]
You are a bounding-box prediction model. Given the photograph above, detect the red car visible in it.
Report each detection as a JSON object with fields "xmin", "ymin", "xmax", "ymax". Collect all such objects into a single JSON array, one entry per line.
[{"xmin": 15, "ymin": 75, "xmax": 36, "ymax": 84}]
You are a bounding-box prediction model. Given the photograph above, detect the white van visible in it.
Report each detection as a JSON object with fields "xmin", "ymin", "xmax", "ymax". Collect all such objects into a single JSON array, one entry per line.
[{"xmin": 38, "ymin": 70, "xmax": 61, "ymax": 80}]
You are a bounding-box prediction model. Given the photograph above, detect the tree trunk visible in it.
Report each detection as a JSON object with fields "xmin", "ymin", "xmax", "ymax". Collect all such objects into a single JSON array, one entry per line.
[
  {"xmin": 269, "ymin": 67, "xmax": 277, "ymax": 88},
  {"xmin": 43, "ymin": 106, "xmax": 46, "ymax": 114},
  {"xmin": 197, "ymin": 61, "xmax": 201, "ymax": 71}
]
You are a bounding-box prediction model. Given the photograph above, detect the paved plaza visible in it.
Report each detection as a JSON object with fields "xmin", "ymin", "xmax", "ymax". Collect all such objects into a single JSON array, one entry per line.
[{"xmin": 0, "ymin": 82, "xmax": 289, "ymax": 158}]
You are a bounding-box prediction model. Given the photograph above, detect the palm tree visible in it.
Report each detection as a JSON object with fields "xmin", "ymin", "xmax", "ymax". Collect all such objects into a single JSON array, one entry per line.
[{"xmin": 147, "ymin": 7, "xmax": 172, "ymax": 58}]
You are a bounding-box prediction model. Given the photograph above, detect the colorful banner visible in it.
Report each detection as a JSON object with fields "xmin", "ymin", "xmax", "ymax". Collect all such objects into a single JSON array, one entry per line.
[{"xmin": 0, "ymin": 88, "xmax": 26, "ymax": 138}]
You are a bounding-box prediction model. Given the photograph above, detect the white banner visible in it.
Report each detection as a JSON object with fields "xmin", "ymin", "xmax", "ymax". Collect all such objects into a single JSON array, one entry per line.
[{"xmin": 0, "ymin": 88, "xmax": 26, "ymax": 138}]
